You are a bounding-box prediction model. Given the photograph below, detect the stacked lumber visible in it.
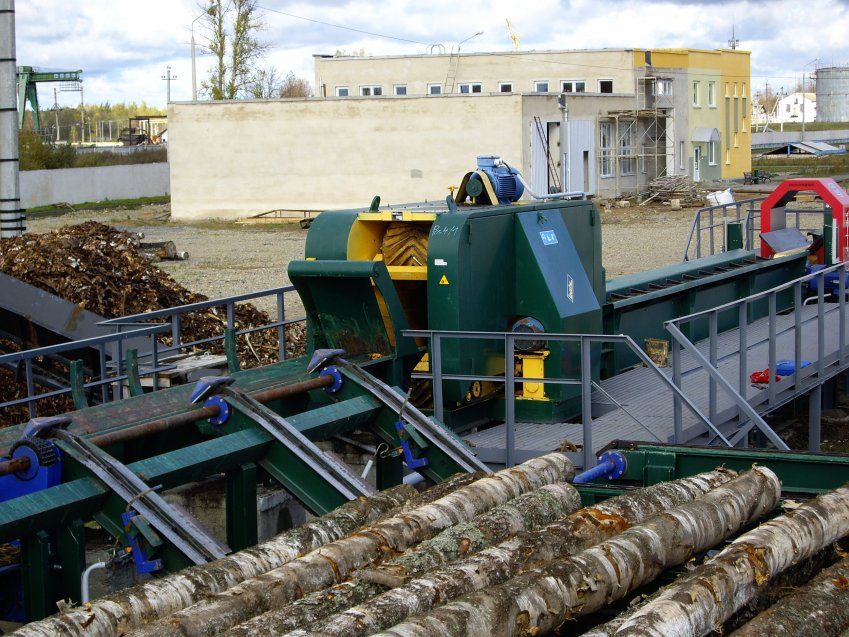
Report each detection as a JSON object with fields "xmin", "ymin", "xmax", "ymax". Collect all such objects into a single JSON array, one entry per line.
[{"xmin": 24, "ymin": 453, "xmax": 849, "ymax": 637}]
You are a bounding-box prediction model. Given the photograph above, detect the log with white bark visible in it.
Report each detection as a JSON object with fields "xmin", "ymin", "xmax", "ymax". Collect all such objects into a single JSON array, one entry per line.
[
  {"xmin": 371, "ymin": 466, "xmax": 780, "ymax": 637},
  {"xmin": 224, "ymin": 482, "xmax": 581, "ymax": 637},
  {"xmin": 9, "ymin": 484, "xmax": 416, "ymax": 637},
  {"xmin": 613, "ymin": 481, "xmax": 849, "ymax": 637},
  {"xmin": 582, "ymin": 546, "xmax": 837, "ymax": 637},
  {"xmin": 126, "ymin": 453, "xmax": 573, "ymax": 637},
  {"xmin": 730, "ymin": 555, "xmax": 849, "ymax": 637},
  {"xmin": 281, "ymin": 468, "xmax": 737, "ymax": 637}
]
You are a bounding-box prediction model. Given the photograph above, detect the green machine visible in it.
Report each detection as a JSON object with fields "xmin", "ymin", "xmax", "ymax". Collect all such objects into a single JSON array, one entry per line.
[{"xmin": 293, "ymin": 156, "xmax": 807, "ymax": 427}]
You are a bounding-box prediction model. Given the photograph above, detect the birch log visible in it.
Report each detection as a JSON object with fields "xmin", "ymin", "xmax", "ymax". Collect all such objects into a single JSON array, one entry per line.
[
  {"xmin": 127, "ymin": 453, "xmax": 573, "ymax": 637},
  {"xmin": 614, "ymin": 481, "xmax": 849, "ymax": 637},
  {"xmin": 224, "ymin": 482, "xmax": 581, "ymax": 637},
  {"xmin": 9, "ymin": 484, "xmax": 416, "ymax": 637},
  {"xmin": 371, "ymin": 466, "xmax": 779, "ymax": 637},
  {"xmin": 730, "ymin": 555, "xmax": 849, "ymax": 637},
  {"xmin": 582, "ymin": 546, "xmax": 837, "ymax": 637},
  {"xmin": 283, "ymin": 469, "xmax": 736, "ymax": 637}
]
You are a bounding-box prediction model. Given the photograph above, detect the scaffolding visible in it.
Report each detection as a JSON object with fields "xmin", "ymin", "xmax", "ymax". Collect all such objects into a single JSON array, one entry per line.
[{"xmin": 594, "ymin": 74, "xmax": 675, "ymax": 198}]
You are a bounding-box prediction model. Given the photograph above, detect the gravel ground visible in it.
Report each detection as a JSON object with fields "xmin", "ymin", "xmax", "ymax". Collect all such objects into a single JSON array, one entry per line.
[{"xmin": 26, "ymin": 201, "xmax": 699, "ymax": 316}]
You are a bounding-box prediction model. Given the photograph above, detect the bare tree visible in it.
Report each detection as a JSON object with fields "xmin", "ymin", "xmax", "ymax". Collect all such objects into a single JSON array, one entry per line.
[
  {"xmin": 280, "ymin": 71, "xmax": 312, "ymax": 98},
  {"xmin": 247, "ymin": 67, "xmax": 283, "ymax": 99}
]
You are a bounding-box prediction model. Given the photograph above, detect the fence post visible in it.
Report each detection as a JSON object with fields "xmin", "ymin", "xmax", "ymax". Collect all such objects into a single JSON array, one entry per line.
[
  {"xmin": 840, "ymin": 264, "xmax": 847, "ymax": 366},
  {"xmin": 431, "ymin": 334, "xmax": 444, "ymax": 425},
  {"xmin": 172, "ymin": 313, "xmax": 181, "ymax": 354},
  {"xmin": 708, "ymin": 312, "xmax": 718, "ymax": 423},
  {"xmin": 277, "ymin": 292, "xmax": 286, "ymax": 361},
  {"xmin": 795, "ymin": 282, "xmax": 803, "ymax": 390},
  {"xmin": 505, "ymin": 334, "xmax": 516, "ymax": 468},
  {"xmin": 580, "ymin": 336, "xmax": 594, "ymax": 470},
  {"xmin": 24, "ymin": 358, "xmax": 35, "ymax": 418},
  {"xmin": 818, "ymin": 271, "xmax": 826, "ymax": 379},
  {"xmin": 671, "ymin": 332, "xmax": 682, "ymax": 443},
  {"xmin": 768, "ymin": 292, "xmax": 777, "ymax": 406},
  {"xmin": 738, "ymin": 302, "xmax": 748, "ymax": 428}
]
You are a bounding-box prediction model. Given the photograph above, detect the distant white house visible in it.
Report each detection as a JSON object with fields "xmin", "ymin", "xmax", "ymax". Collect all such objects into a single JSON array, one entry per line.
[{"xmin": 775, "ymin": 92, "xmax": 816, "ymax": 123}]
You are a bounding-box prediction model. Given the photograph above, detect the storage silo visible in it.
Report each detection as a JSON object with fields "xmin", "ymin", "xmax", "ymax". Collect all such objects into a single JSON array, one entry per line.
[{"xmin": 816, "ymin": 66, "xmax": 849, "ymax": 122}]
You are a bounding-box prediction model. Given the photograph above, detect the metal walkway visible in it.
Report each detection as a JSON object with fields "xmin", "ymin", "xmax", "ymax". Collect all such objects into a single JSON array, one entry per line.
[{"xmin": 464, "ymin": 264, "xmax": 849, "ymax": 468}]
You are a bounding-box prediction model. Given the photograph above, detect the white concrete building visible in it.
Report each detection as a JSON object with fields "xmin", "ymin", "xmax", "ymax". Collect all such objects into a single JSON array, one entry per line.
[{"xmin": 775, "ymin": 92, "xmax": 816, "ymax": 124}]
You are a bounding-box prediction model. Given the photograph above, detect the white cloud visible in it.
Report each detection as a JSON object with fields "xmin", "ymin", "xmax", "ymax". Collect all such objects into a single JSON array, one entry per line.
[{"xmin": 13, "ymin": 0, "xmax": 849, "ymax": 106}]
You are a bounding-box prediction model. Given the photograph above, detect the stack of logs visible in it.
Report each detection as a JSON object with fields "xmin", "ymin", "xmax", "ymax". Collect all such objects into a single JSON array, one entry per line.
[{"xmin": 11, "ymin": 453, "xmax": 849, "ymax": 637}]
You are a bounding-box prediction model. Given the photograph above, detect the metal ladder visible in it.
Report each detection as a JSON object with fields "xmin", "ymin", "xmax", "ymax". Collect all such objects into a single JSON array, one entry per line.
[
  {"xmin": 443, "ymin": 49, "xmax": 460, "ymax": 94},
  {"xmin": 533, "ymin": 116, "xmax": 562, "ymax": 192}
]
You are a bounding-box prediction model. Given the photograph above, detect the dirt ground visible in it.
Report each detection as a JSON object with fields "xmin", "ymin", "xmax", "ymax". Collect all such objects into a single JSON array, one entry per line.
[{"xmin": 26, "ymin": 201, "xmax": 698, "ymax": 318}]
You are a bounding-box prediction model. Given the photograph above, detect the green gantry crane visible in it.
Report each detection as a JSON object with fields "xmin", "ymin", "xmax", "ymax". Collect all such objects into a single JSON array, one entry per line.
[{"xmin": 16, "ymin": 66, "xmax": 83, "ymax": 131}]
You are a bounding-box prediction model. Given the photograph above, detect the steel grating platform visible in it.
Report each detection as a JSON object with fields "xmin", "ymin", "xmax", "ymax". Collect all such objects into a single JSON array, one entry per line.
[{"xmin": 464, "ymin": 303, "xmax": 849, "ymax": 467}]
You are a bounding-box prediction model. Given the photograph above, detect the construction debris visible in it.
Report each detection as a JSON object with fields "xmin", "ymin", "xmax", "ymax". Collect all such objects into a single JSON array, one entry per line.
[
  {"xmin": 0, "ymin": 222, "xmax": 305, "ymax": 367},
  {"xmin": 639, "ymin": 175, "xmax": 704, "ymax": 206}
]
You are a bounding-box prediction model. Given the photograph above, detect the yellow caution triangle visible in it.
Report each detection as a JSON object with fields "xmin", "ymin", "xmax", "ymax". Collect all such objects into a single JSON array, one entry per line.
[{"xmin": 439, "ymin": 274, "xmax": 450, "ymax": 285}]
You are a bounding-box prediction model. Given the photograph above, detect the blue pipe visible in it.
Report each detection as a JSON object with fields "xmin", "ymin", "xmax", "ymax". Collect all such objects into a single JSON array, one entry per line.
[{"xmin": 573, "ymin": 451, "xmax": 627, "ymax": 484}]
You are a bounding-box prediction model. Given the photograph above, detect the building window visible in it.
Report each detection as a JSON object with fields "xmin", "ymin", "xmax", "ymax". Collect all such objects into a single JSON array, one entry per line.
[
  {"xmin": 428, "ymin": 84, "xmax": 442, "ymax": 95},
  {"xmin": 335, "ymin": 86, "xmax": 349, "ymax": 97},
  {"xmin": 679, "ymin": 141, "xmax": 685, "ymax": 171},
  {"xmin": 692, "ymin": 81, "xmax": 700, "ymax": 106},
  {"xmin": 394, "ymin": 85, "xmax": 407, "ymax": 95},
  {"xmin": 600, "ymin": 121, "xmax": 614, "ymax": 177},
  {"xmin": 360, "ymin": 85, "xmax": 383, "ymax": 96},
  {"xmin": 742, "ymin": 96, "xmax": 747, "ymax": 119},
  {"xmin": 708, "ymin": 81, "xmax": 716, "ymax": 107},
  {"xmin": 458, "ymin": 82, "xmax": 482, "ymax": 94},
  {"xmin": 562, "ymin": 80, "xmax": 586, "ymax": 93},
  {"xmin": 653, "ymin": 79, "xmax": 673, "ymax": 96},
  {"xmin": 499, "ymin": 82, "xmax": 513, "ymax": 92},
  {"xmin": 534, "ymin": 81, "xmax": 549, "ymax": 92},
  {"xmin": 619, "ymin": 121, "xmax": 634, "ymax": 175},
  {"xmin": 708, "ymin": 140, "xmax": 717, "ymax": 165},
  {"xmin": 599, "ymin": 79, "xmax": 613, "ymax": 93}
]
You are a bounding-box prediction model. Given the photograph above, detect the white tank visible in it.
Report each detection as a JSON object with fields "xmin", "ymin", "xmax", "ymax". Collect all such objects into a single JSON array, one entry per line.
[{"xmin": 816, "ymin": 66, "xmax": 849, "ymax": 122}]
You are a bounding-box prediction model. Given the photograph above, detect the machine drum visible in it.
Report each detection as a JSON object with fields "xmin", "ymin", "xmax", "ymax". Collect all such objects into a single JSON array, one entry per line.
[{"xmin": 511, "ymin": 317, "xmax": 546, "ymax": 352}]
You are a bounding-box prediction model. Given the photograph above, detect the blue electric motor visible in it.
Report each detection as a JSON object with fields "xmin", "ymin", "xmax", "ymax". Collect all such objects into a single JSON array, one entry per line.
[{"xmin": 473, "ymin": 155, "xmax": 525, "ymax": 204}]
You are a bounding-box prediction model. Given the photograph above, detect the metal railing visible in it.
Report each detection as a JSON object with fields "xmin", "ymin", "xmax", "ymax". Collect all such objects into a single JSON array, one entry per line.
[
  {"xmin": 404, "ymin": 330, "xmax": 729, "ymax": 469},
  {"xmin": 0, "ymin": 325, "xmax": 171, "ymax": 418},
  {"xmin": 681, "ymin": 197, "xmax": 829, "ymax": 262},
  {"xmin": 2, "ymin": 286, "xmax": 307, "ymax": 420},
  {"xmin": 665, "ymin": 262, "xmax": 849, "ymax": 451},
  {"xmin": 100, "ymin": 285, "xmax": 301, "ymax": 361}
]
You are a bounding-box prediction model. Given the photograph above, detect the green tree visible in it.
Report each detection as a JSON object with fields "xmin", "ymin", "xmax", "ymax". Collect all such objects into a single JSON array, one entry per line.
[{"xmin": 198, "ymin": 0, "xmax": 269, "ymax": 100}]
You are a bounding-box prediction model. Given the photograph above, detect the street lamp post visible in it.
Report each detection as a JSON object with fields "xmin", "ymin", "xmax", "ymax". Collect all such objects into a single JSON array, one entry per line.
[
  {"xmin": 190, "ymin": 12, "xmax": 205, "ymax": 101},
  {"xmin": 458, "ymin": 30, "xmax": 483, "ymax": 52}
]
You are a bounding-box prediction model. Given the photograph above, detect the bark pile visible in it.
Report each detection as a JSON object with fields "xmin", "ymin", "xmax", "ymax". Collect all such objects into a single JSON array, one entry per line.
[
  {"xmin": 251, "ymin": 469, "xmax": 735, "ymax": 637},
  {"xmin": 613, "ymin": 481, "xmax": 849, "ymax": 637},
  {"xmin": 369, "ymin": 466, "xmax": 780, "ymax": 637},
  {"xmin": 10, "ymin": 485, "xmax": 416, "ymax": 637},
  {"xmin": 126, "ymin": 453, "xmax": 574, "ymax": 637},
  {"xmin": 730, "ymin": 555, "xmax": 849, "ymax": 637},
  {"xmin": 224, "ymin": 482, "xmax": 581, "ymax": 637}
]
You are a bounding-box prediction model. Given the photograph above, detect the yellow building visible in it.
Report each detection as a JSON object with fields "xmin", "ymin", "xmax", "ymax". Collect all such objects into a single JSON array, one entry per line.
[{"xmin": 634, "ymin": 48, "xmax": 751, "ymax": 180}]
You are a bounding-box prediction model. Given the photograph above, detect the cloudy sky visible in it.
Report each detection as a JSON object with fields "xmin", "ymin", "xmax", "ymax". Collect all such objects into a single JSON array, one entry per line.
[{"xmin": 14, "ymin": 0, "xmax": 849, "ymax": 107}]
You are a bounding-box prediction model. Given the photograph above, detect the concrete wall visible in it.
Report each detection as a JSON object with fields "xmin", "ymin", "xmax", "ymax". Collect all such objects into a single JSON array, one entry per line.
[
  {"xmin": 169, "ymin": 94, "xmax": 534, "ymax": 220},
  {"xmin": 314, "ymin": 49, "xmax": 637, "ymax": 97},
  {"xmin": 20, "ymin": 162, "xmax": 169, "ymax": 208}
]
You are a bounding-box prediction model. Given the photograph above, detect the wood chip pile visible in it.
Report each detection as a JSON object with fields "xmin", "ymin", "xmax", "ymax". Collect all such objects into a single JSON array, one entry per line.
[
  {"xmin": 15, "ymin": 453, "xmax": 849, "ymax": 637},
  {"xmin": 0, "ymin": 222, "xmax": 306, "ymax": 426},
  {"xmin": 639, "ymin": 175, "xmax": 705, "ymax": 206}
]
